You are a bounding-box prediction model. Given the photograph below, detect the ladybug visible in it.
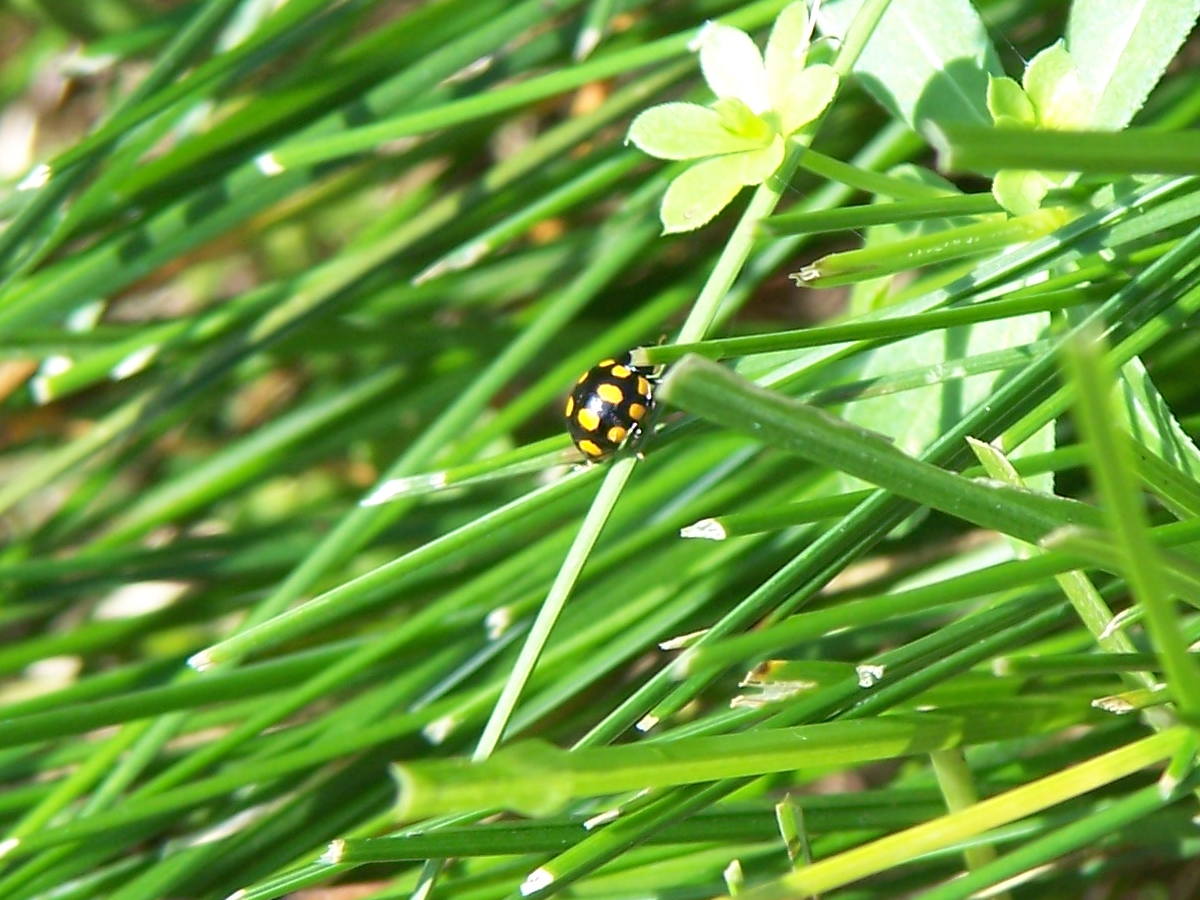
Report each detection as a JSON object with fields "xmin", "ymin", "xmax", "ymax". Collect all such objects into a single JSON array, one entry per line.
[{"xmin": 564, "ymin": 353, "xmax": 656, "ymax": 461}]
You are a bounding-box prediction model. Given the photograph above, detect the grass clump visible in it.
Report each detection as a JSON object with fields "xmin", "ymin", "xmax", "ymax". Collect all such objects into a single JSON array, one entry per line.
[{"xmin": 1, "ymin": 1, "xmax": 1200, "ymax": 898}]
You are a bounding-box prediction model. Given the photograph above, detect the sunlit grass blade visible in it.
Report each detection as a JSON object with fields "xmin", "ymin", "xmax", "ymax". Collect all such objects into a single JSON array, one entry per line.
[
  {"xmin": 362, "ymin": 437, "xmax": 576, "ymax": 505},
  {"xmin": 637, "ymin": 287, "xmax": 1092, "ymax": 365},
  {"xmin": 914, "ymin": 770, "xmax": 1200, "ymax": 900},
  {"xmin": 1063, "ymin": 329, "xmax": 1200, "ymax": 719},
  {"xmin": 736, "ymin": 728, "xmax": 1188, "ymax": 899},
  {"xmin": 257, "ymin": 0, "xmax": 795, "ymax": 172},
  {"xmin": 935, "ymin": 124, "xmax": 1200, "ymax": 175},
  {"xmin": 794, "ymin": 147, "xmax": 955, "ymax": 200},
  {"xmin": 792, "ymin": 207, "xmax": 1073, "ymax": 288},
  {"xmin": 679, "ymin": 516, "xmax": 1200, "ymax": 677},
  {"xmin": 394, "ymin": 708, "xmax": 1083, "ymax": 820},
  {"xmin": 189, "ymin": 468, "xmax": 594, "ymax": 669},
  {"xmin": 762, "ymin": 192, "xmax": 1000, "ymax": 235}
]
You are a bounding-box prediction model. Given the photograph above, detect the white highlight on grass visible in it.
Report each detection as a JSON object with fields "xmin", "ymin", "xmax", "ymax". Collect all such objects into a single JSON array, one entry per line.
[
  {"xmin": 41, "ymin": 355, "xmax": 73, "ymax": 377},
  {"xmin": 1100, "ymin": 607, "xmax": 1140, "ymax": 640},
  {"xmin": 96, "ymin": 579, "xmax": 188, "ymax": 619},
  {"xmin": 67, "ymin": 301, "xmax": 104, "ymax": 331},
  {"xmin": 856, "ymin": 664, "xmax": 885, "ymax": 688},
  {"xmin": 188, "ymin": 648, "xmax": 217, "ymax": 672},
  {"xmin": 183, "ymin": 800, "xmax": 281, "ymax": 846},
  {"xmin": 680, "ymin": 518, "xmax": 726, "ymax": 540},
  {"xmin": 423, "ymin": 715, "xmax": 457, "ymax": 745},
  {"xmin": 361, "ymin": 472, "xmax": 446, "ymax": 506},
  {"xmin": 17, "ymin": 163, "xmax": 50, "ymax": 190},
  {"xmin": 1093, "ymin": 695, "xmax": 1135, "ymax": 715},
  {"xmin": 658, "ymin": 628, "xmax": 707, "ymax": 651},
  {"xmin": 583, "ymin": 808, "xmax": 619, "ymax": 830},
  {"xmin": 413, "ymin": 242, "xmax": 489, "ymax": 285},
  {"xmin": 29, "ymin": 376, "xmax": 53, "ymax": 405},
  {"xmin": 1023, "ymin": 268, "xmax": 1051, "ymax": 287},
  {"xmin": 0, "ymin": 106, "xmax": 36, "ymax": 180},
  {"xmin": 733, "ymin": 680, "xmax": 810, "ymax": 709},
  {"xmin": 520, "ymin": 867, "xmax": 554, "ymax": 896},
  {"xmin": 574, "ymin": 26, "xmax": 602, "ymax": 61},
  {"xmin": 486, "ymin": 606, "xmax": 513, "ymax": 640},
  {"xmin": 32, "ymin": 356, "xmax": 72, "ymax": 403},
  {"xmin": 442, "ymin": 55, "xmax": 494, "ymax": 86},
  {"xmin": 1159, "ymin": 769, "xmax": 1182, "ymax": 799},
  {"xmin": 0, "ymin": 837, "xmax": 19, "ymax": 859},
  {"xmin": 975, "ymin": 863, "xmax": 1058, "ymax": 897},
  {"xmin": 111, "ymin": 344, "xmax": 160, "ymax": 381},
  {"xmin": 63, "ymin": 51, "xmax": 117, "ymax": 77},
  {"xmin": 635, "ymin": 713, "xmax": 659, "ymax": 733},
  {"xmin": 723, "ymin": 859, "xmax": 744, "ymax": 893},
  {"xmin": 27, "ymin": 655, "xmax": 81, "ymax": 688},
  {"xmin": 792, "ymin": 264, "xmax": 819, "ymax": 284},
  {"xmin": 255, "ymin": 152, "xmax": 284, "ymax": 176},
  {"xmin": 361, "ymin": 479, "xmax": 404, "ymax": 506},
  {"xmin": 321, "ymin": 839, "xmax": 346, "ymax": 863}
]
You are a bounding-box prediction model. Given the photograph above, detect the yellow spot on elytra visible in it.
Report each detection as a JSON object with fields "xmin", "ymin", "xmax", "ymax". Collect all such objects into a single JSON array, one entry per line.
[
  {"xmin": 578, "ymin": 439, "xmax": 604, "ymax": 457},
  {"xmin": 637, "ymin": 376, "xmax": 650, "ymax": 396},
  {"xmin": 597, "ymin": 383, "xmax": 623, "ymax": 404},
  {"xmin": 576, "ymin": 372, "xmax": 588, "ymax": 384},
  {"xmin": 598, "ymin": 358, "xmax": 616, "ymax": 367},
  {"xmin": 611, "ymin": 364, "xmax": 631, "ymax": 378},
  {"xmin": 577, "ymin": 408, "xmax": 600, "ymax": 431},
  {"xmin": 607, "ymin": 425, "xmax": 627, "ymax": 444},
  {"xmin": 564, "ymin": 395, "xmax": 575, "ymax": 417},
  {"xmin": 628, "ymin": 402, "xmax": 646, "ymax": 421}
]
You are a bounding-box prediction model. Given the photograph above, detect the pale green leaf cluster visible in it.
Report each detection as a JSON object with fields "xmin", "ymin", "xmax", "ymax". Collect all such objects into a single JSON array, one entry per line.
[
  {"xmin": 986, "ymin": 41, "xmax": 1094, "ymax": 215},
  {"xmin": 628, "ymin": 2, "xmax": 837, "ymax": 233}
]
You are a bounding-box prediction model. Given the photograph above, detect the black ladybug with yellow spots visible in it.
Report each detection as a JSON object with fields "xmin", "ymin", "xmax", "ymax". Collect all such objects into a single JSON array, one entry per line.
[{"xmin": 564, "ymin": 353, "xmax": 656, "ymax": 461}]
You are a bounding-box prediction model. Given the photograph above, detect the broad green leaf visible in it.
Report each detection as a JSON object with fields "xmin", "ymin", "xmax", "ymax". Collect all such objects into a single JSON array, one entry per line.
[
  {"xmin": 777, "ymin": 63, "xmax": 838, "ymax": 135},
  {"xmin": 693, "ymin": 20, "xmax": 770, "ymax": 114},
  {"xmin": 627, "ymin": 102, "xmax": 767, "ymax": 160},
  {"xmin": 1067, "ymin": 0, "xmax": 1200, "ymax": 130},
  {"xmin": 1117, "ymin": 357, "xmax": 1200, "ymax": 478},
  {"xmin": 1023, "ymin": 41, "xmax": 1093, "ymax": 129},
  {"xmin": 986, "ymin": 75, "xmax": 1035, "ymax": 126},
  {"xmin": 832, "ymin": 165, "xmax": 1055, "ymax": 505},
  {"xmin": 659, "ymin": 156, "xmax": 745, "ymax": 233},
  {"xmin": 818, "ymin": 0, "xmax": 1001, "ymax": 129},
  {"xmin": 835, "ymin": 309, "xmax": 1056, "ymax": 497}
]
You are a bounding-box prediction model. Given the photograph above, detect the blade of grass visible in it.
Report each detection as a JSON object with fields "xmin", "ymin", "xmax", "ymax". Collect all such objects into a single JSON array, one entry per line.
[
  {"xmin": 762, "ymin": 192, "xmax": 1001, "ymax": 235},
  {"xmin": 636, "ymin": 287, "xmax": 1091, "ymax": 365},
  {"xmin": 1063, "ymin": 328, "xmax": 1200, "ymax": 719},
  {"xmin": 657, "ymin": 354, "xmax": 1099, "ymax": 542},
  {"xmin": 735, "ymin": 728, "xmax": 1188, "ymax": 899},
  {"xmin": 935, "ymin": 124, "xmax": 1200, "ymax": 175}
]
